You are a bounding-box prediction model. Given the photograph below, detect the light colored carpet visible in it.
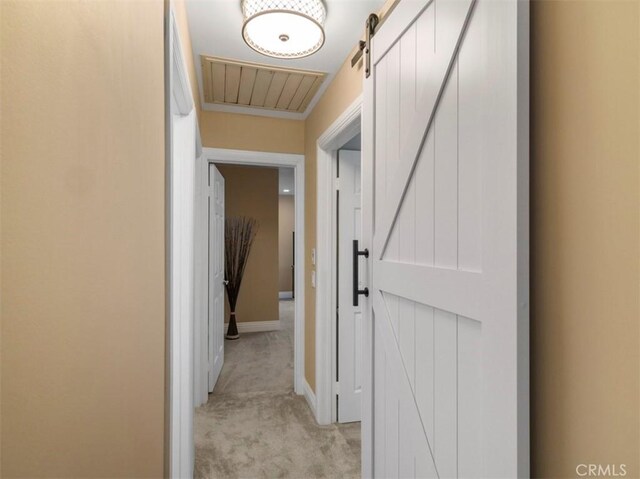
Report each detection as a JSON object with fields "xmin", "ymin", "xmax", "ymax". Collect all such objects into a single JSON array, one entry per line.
[{"xmin": 195, "ymin": 300, "xmax": 361, "ymax": 479}]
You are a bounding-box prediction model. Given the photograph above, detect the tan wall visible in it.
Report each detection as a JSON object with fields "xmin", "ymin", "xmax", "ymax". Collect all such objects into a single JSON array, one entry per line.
[
  {"xmin": 530, "ymin": 1, "xmax": 640, "ymax": 477},
  {"xmin": 201, "ymin": 110, "xmax": 304, "ymax": 154},
  {"xmin": 217, "ymin": 165, "xmax": 279, "ymax": 323},
  {"xmin": 279, "ymin": 195, "xmax": 295, "ymax": 292},
  {"xmin": 0, "ymin": 1, "xmax": 165, "ymax": 477},
  {"xmin": 0, "ymin": 2, "xmax": 3, "ymax": 469}
]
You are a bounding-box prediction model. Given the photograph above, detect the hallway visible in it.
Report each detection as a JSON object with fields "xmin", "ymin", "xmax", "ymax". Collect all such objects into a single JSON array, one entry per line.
[{"xmin": 194, "ymin": 301, "xmax": 361, "ymax": 478}]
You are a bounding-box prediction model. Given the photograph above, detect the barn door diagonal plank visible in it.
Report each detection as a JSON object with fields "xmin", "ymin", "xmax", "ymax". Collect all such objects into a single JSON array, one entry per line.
[
  {"xmin": 373, "ymin": 290, "xmax": 440, "ymax": 478},
  {"xmin": 374, "ymin": 0, "xmax": 478, "ymax": 258}
]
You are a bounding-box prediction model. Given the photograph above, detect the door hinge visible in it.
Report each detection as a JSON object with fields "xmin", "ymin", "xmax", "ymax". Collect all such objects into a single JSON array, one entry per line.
[
  {"xmin": 334, "ymin": 381, "xmax": 340, "ymax": 395},
  {"xmin": 335, "ymin": 178, "xmax": 340, "ymax": 190}
]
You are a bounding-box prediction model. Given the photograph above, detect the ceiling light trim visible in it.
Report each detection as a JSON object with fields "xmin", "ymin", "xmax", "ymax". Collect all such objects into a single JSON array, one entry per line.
[{"xmin": 241, "ymin": 0, "xmax": 327, "ymax": 59}]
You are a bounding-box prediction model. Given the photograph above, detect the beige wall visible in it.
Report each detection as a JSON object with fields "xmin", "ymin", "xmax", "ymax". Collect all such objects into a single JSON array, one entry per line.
[
  {"xmin": 201, "ymin": 110, "xmax": 304, "ymax": 154},
  {"xmin": 0, "ymin": 1, "xmax": 165, "ymax": 477},
  {"xmin": 530, "ymin": 1, "xmax": 640, "ymax": 476},
  {"xmin": 0, "ymin": 2, "xmax": 3, "ymax": 469},
  {"xmin": 217, "ymin": 165, "xmax": 279, "ymax": 324},
  {"xmin": 279, "ymin": 195, "xmax": 295, "ymax": 292}
]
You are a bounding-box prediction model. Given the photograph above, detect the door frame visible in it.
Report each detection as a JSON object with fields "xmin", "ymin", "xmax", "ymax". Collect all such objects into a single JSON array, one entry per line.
[
  {"xmin": 195, "ymin": 148, "xmax": 306, "ymax": 396},
  {"xmin": 315, "ymin": 95, "xmax": 366, "ymax": 430},
  {"xmin": 166, "ymin": 6, "xmax": 201, "ymax": 477}
]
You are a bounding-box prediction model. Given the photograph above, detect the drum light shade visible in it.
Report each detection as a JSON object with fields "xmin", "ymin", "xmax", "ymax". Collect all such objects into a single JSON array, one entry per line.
[{"xmin": 241, "ymin": 0, "xmax": 327, "ymax": 59}]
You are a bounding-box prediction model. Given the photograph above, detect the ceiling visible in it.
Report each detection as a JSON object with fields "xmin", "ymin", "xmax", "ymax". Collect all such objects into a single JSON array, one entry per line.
[
  {"xmin": 185, "ymin": 0, "xmax": 385, "ymax": 119},
  {"xmin": 200, "ymin": 55, "xmax": 326, "ymax": 113}
]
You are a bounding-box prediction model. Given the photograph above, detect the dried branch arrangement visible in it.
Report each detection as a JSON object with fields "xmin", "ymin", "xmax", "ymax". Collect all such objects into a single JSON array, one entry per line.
[{"xmin": 224, "ymin": 216, "xmax": 259, "ymax": 339}]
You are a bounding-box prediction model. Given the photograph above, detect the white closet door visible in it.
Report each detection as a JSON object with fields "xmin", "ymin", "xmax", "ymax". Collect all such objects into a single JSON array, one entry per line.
[
  {"xmin": 362, "ymin": 0, "xmax": 529, "ymax": 477},
  {"xmin": 208, "ymin": 164, "xmax": 225, "ymax": 391},
  {"xmin": 337, "ymin": 149, "xmax": 362, "ymax": 423}
]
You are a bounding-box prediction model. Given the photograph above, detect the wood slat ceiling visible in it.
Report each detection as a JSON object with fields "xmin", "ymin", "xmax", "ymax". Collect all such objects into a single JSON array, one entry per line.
[{"xmin": 201, "ymin": 55, "xmax": 326, "ymax": 114}]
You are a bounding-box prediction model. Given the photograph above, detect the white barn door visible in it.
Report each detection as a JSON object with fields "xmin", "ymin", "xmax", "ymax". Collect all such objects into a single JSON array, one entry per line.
[
  {"xmin": 362, "ymin": 0, "xmax": 529, "ymax": 477},
  {"xmin": 208, "ymin": 164, "xmax": 225, "ymax": 391}
]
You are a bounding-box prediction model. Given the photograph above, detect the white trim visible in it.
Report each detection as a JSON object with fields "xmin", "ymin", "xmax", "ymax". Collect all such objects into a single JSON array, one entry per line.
[
  {"xmin": 315, "ymin": 95, "xmax": 362, "ymax": 426},
  {"xmin": 193, "ymin": 135, "xmax": 208, "ymax": 408},
  {"xmin": 317, "ymin": 96, "xmax": 363, "ymax": 152},
  {"xmin": 199, "ymin": 147, "xmax": 306, "ymax": 396},
  {"xmin": 517, "ymin": 1, "xmax": 531, "ymax": 475},
  {"xmin": 202, "ymin": 148, "xmax": 303, "ymax": 167},
  {"xmin": 224, "ymin": 320, "xmax": 281, "ymax": 333},
  {"xmin": 168, "ymin": 7, "xmax": 198, "ymax": 478},
  {"xmin": 279, "ymin": 291, "xmax": 294, "ymax": 299},
  {"xmin": 196, "ymin": 125, "xmax": 203, "ymax": 159},
  {"xmin": 170, "ymin": 10, "xmax": 194, "ymax": 116},
  {"xmin": 303, "ymin": 379, "xmax": 318, "ymax": 420},
  {"xmin": 202, "ymin": 102, "xmax": 305, "ymax": 120}
]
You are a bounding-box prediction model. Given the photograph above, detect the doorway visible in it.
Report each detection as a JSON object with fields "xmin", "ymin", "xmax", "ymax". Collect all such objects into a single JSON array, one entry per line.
[
  {"xmin": 200, "ymin": 162, "xmax": 296, "ymax": 397},
  {"xmin": 192, "ymin": 150, "xmax": 363, "ymax": 479},
  {"xmin": 194, "ymin": 148, "xmax": 306, "ymax": 401},
  {"xmin": 335, "ymin": 139, "xmax": 363, "ymax": 424},
  {"xmin": 315, "ymin": 97, "xmax": 364, "ymax": 428}
]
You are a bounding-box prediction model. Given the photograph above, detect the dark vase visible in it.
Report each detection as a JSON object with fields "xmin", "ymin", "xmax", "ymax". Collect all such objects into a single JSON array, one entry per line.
[{"xmin": 226, "ymin": 311, "xmax": 239, "ymax": 340}]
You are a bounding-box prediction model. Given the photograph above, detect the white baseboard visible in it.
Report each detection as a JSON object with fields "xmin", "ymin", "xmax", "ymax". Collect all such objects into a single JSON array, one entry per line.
[
  {"xmin": 303, "ymin": 378, "xmax": 317, "ymax": 421},
  {"xmin": 224, "ymin": 320, "xmax": 280, "ymax": 334},
  {"xmin": 279, "ymin": 291, "xmax": 293, "ymax": 299}
]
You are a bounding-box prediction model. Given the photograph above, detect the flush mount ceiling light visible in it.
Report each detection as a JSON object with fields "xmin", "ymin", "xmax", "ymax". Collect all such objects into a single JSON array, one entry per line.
[{"xmin": 241, "ymin": 0, "xmax": 327, "ymax": 59}]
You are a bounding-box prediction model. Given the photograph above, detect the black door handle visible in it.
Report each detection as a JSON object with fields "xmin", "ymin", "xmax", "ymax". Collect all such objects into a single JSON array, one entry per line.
[{"xmin": 353, "ymin": 239, "xmax": 369, "ymax": 306}]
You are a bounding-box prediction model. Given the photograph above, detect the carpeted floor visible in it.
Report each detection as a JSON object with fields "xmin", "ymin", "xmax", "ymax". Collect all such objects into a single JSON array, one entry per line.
[{"xmin": 194, "ymin": 300, "xmax": 361, "ymax": 479}]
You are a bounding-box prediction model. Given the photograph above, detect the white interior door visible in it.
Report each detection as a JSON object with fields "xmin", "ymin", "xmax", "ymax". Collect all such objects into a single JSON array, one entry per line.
[
  {"xmin": 208, "ymin": 164, "xmax": 225, "ymax": 391},
  {"xmin": 337, "ymin": 149, "xmax": 362, "ymax": 423},
  {"xmin": 363, "ymin": 0, "xmax": 529, "ymax": 477}
]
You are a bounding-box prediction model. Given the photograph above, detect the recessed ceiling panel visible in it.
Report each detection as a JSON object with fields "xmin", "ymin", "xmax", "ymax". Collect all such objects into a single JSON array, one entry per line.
[{"xmin": 201, "ymin": 55, "xmax": 326, "ymax": 114}]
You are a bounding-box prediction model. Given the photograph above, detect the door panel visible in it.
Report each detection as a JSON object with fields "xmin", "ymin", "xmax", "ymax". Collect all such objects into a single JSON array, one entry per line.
[
  {"xmin": 373, "ymin": 0, "xmax": 475, "ymax": 258},
  {"xmin": 337, "ymin": 149, "xmax": 362, "ymax": 423},
  {"xmin": 208, "ymin": 164, "xmax": 225, "ymax": 391},
  {"xmin": 365, "ymin": 0, "xmax": 529, "ymax": 477}
]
